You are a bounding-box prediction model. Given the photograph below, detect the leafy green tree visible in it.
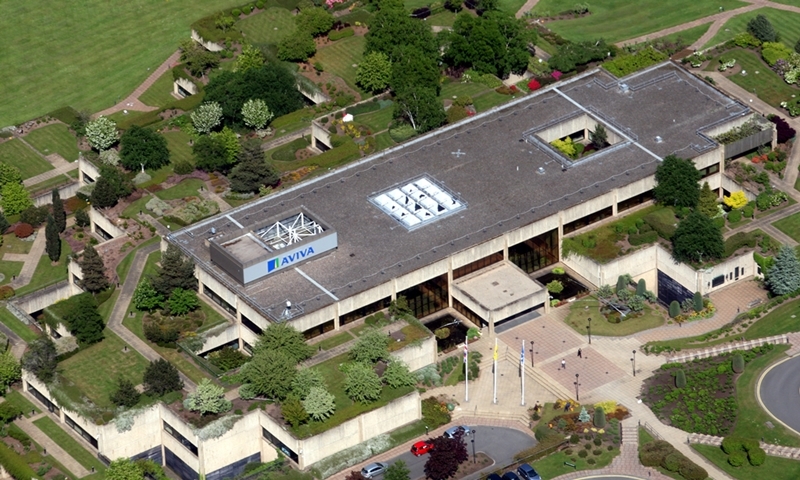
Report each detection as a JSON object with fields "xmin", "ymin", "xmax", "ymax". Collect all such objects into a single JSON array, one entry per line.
[
  {"xmin": 119, "ymin": 126, "xmax": 171, "ymax": 171},
  {"xmin": 292, "ymin": 367, "xmax": 325, "ymax": 399},
  {"xmin": 443, "ymin": 13, "xmax": 531, "ymax": 78},
  {"xmin": 383, "ymin": 359, "xmax": 416, "ymax": 388},
  {"xmin": 133, "ymin": 279, "xmax": 164, "ymax": 311},
  {"xmin": 393, "ymin": 87, "xmax": 446, "ymax": 133},
  {"xmin": 179, "ymin": 39, "xmax": 221, "ymax": 77},
  {"xmin": 653, "ymin": 155, "xmax": 701, "ymax": 209},
  {"xmin": 356, "ymin": 52, "xmax": 392, "ymax": 93},
  {"xmin": 697, "ymin": 182, "xmax": 719, "ymax": 218},
  {"xmin": 671, "ymin": 211, "xmax": 724, "ymax": 263},
  {"xmin": 548, "ymin": 39, "xmax": 610, "ymax": 73},
  {"xmin": 747, "ymin": 14, "xmax": 778, "ymax": 42},
  {"xmin": 79, "ymin": 244, "xmax": 110, "ymax": 294},
  {"xmin": 191, "ymin": 102, "xmax": 224, "ymax": 134},
  {"xmin": 211, "ymin": 127, "xmax": 241, "ymax": 167},
  {"xmin": 185, "ymin": 378, "xmax": 232, "ymax": 415},
  {"xmin": 64, "ymin": 293, "xmax": 104, "ymax": 345},
  {"xmin": 85, "ymin": 116, "xmax": 118, "ymax": 151},
  {"xmin": 254, "ymin": 323, "xmax": 314, "ymax": 363},
  {"xmin": 235, "ymin": 44, "xmax": 266, "ymax": 73},
  {"xmin": 229, "ymin": 141, "xmax": 279, "ymax": 193},
  {"xmin": 385, "ymin": 460, "xmax": 411, "ymax": 480},
  {"xmin": 0, "ymin": 182, "xmax": 32, "ymax": 216},
  {"xmin": 110, "ymin": 377, "xmax": 141, "ymax": 408},
  {"xmin": 106, "ymin": 458, "xmax": 145, "ymax": 480},
  {"xmin": 45, "ymin": 214, "xmax": 61, "ymax": 262},
  {"xmin": 0, "ymin": 350, "xmax": 21, "ymax": 390},
  {"xmin": 166, "ymin": 288, "xmax": 200, "ymax": 316},
  {"xmin": 296, "ymin": 7, "xmax": 334, "ymax": 36},
  {"xmin": 91, "ymin": 164, "xmax": 134, "ymax": 208},
  {"xmin": 0, "ymin": 164, "xmax": 22, "ymax": 188},
  {"xmin": 365, "ymin": 0, "xmax": 438, "ymax": 63},
  {"xmin": 90, "ymin": 175, "xmax": 120, "ymax": 208},
  {"xmin": 241, "ymin": 98, "xmax": 274, "ymax": 130},
  {"xmin": 344, "ymin": 362, "xmax": 383, "ymax": 404},
  {"xmin": 302, "ymin": 386, "xmax": 336, "ymax": 421},
  {"xmin": 215, "ymin": 14, "xmax": 236, "ymax": 32},
  {"xmin": 74, "ymin": 209, "xmax": 90, "ymax": 228},
  {"xmin": 21, "ymin": 337, "xmax": 58, "ymax": 383},
  {"xmin": 193, "ymin": 134, "xmax": 230, "ymax": 173},
  {"xmin": 151, "ymin": 244, "xmax": 197, "ymax": 298},
  {"xmin": 424, "ymin": 435, "xmax": 468, "ymax": 480},
  {"xmin": 390, "ymin": 45, "xmax": 441, "ymax": 97},
  {"xmin": 281, "ymin": 395, "xmax": 309, "ymax": 427},
  {"xmin": 350, "ymin": 329, "xmax": 390, "ymax": 364},
  {"xmin": 242, "ymin": 350, "xmax": 297, "ymax": 399},
  {"xmin": 51, "ymin": 189, "xmax": 66, "ymax": 233},
  {"xmin": 278, "ymin": 33, "xmax": 317, "ymax": 62},
  {"xmin": 767, "ymin": 245, "xmax": 800, "ymax": 295},
  {"xmin": 143, "ymin": 359, "xmax": 184, "ymax": 396}
]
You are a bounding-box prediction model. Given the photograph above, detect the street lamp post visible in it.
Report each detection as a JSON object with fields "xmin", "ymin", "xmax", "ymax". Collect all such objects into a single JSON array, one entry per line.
[
  {"xmin": 631, "ymin": 350, "xmax": 636, "ymax": 377},
  {"xmin": 530, "ymin": 341, "xmax": 534, "ymax": 368},
  {"xmin": 574, "ymin": 373, "xmax": 580, "ymax": 401},
  {"xmin": 587, "ymin": 317, "xmax": 592, "ymax": 345},
  {"xmin": 471, "ymin": 430, "xmax": 476, "ymax": 463}
]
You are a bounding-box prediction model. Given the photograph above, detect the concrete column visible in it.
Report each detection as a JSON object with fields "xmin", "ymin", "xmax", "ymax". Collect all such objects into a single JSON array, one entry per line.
[
  {"xmin": 611, "ymin": 188, "xmax": 618, "ymax": 216},
  {"xmin": 333, "ymin": 303, "xmax": 341, "ymax": 330},
  {"xmin": 447, "ymin": 260, "xmax": 454, "ymax": 308},
  {"xmin": 557, "ymin": 211, "xmax": 564, "ymax": 262}
]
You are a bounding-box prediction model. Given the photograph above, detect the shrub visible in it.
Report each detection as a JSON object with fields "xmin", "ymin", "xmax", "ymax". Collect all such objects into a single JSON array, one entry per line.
[
  {"xmin": 675, "ymin": 369, "xmax": 686, "ymax": 388},
  {"xmin": 693, "ymin": 291, "xmax": 703, "ymax": 312},
  {"xmin": 728, "ymin": 451, "xmax": 747, "ymax": 467},
  {"xmin": 570, "ymin": 434, "xmax": 579, "ymax": 444},
  {"xmin": 662, "ymin": 452, "xmax": 682, "ymax": 472},
  {"xmin": 174, "ymin": 160, "xmax": 194, "ymax": 175},
  {"xmin": 0, "ymin": 403, "xmax": 22, "ymax": 424},
  {"xmin": 546, "ymin": 280, "xmax": 564, "ymax": 294},
  {"xmin": 446, "ymin": 105, "xmax": 469, "ymax": 124},
  {"xmin": 593, "ymin": 407, "xmax": 606, "ymax": 428},
  {"xmin": 742, "ymin": 205, "xmax": 754, "ymax": 218},
  {"xmin": 603, "ymin": 48, "xmax": 668, "ymax": 77},
  {"xmin": 578, "ymin": 450, "xmax": 588, "ymax": 458},
  {"xmin": 640, "ymin": 440, "xmax": 674, "ymax": 467},
  {"xmin": 748, "ymin": 446, "xmax": 766, "ymax": 466},
  {"xmin": 643, "ymin": 211, "xmax": 677, "ymax": 239},
  {"xmin": 593, "ymin": 437, "xmax": 602, "ymax": 446},
  {"xmin": 0, "ymin": 286, "xmax": 15, "ymax": 300},
  {"xmin": 636, "ymin": 278, "xmax": 646, "ymax": 296},
  {"xmin": 669, "ymin": 301, "xmax": 680, "ymax": 318},
  {"xmin": 732, "ymin": 354, "xmax": 745, "ymax": 373},
  {"xmin": 586, "ymin": 458, "xmax": 595, "ymax": 465},
  {"xmin": 421, "ymin": 397, "xmax": 451, "ymax": 428},
  {"xmin": 728, "ymin": 209, "xmax": 742, "ymax": 223},
  {"xmin": 628, "ymin": 231, "xmax": 658, "ymax": 246},
  {"xmin": 14, "ymin": 223, "xmax": 33, "ymax": 238}
]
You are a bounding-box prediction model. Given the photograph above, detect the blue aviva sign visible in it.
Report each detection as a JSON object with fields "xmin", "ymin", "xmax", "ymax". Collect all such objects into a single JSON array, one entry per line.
[
  {"xmin": 240, "ymin": 233, "xmax": 337, "ymax": 283},
  {"xmin": 267, "ymin": 247, "xmax": 315, "ymax": 272}
]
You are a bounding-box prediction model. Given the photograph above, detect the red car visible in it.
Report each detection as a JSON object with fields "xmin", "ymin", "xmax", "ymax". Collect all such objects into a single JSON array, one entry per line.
[{"xmin": 411, "ymin": 440, "xmax": 434, "ymax": 456}]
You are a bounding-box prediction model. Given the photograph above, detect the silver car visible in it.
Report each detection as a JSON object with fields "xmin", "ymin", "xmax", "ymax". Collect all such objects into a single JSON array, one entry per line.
[
  {"xmin": 361, "ymin": 462, "xmax": 388, "ymax": 478},
  {"xmin": 443, "ymin": 425, "xmax": 471, "ymax": 439}
]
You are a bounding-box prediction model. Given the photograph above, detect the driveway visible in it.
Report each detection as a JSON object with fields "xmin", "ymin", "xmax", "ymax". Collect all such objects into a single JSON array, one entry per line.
[{"xmin": 759, "ymin": 355, "xmax": 800, "ymax": 434}]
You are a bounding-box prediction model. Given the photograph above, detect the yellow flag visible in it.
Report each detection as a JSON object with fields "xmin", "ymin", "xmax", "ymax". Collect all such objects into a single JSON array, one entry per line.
[{"xmin": 493, "ymin": 340, "xmax": 498, "ymax": 361}]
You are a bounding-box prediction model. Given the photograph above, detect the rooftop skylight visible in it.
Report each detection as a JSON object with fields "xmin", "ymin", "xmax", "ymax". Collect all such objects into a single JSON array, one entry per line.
[{"xmin": 370, "ymin": 176, "xmax": 465, "ymax": 230}]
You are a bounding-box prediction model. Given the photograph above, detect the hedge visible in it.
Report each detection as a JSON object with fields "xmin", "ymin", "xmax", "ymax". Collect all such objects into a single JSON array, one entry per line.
[
  {"xmin": 328, "ymin": 28, "xmax": 354, "ymax": 41},
  {"xmin": 628, "ymin": 230, "xmax": 658, "ymax": 246},
  {"xmin": 723, "ymin": 231, "xmax": 758, "ymax": 257},
  {"xmin": 603, "ymin": 47, "xmax": 668, "ymax": 77},
  {"xmin": 347, "ymin": 101, "xmax": 381, "ymax": 116},
  {"xmin": 308, "ymin": 139, "xmax": 360, "ymax": 171},
  {"xmin": 0, "ymin": 442, "xmax": 36, "ymax": 480},
  {"xmin": 643, "ymin": 210, "xmax": 676, "ymax": 239}
]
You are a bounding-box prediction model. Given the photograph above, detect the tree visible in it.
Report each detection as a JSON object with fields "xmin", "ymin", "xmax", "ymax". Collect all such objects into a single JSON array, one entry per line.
[
  {"xmin": 91, "ymin": 165, "xmax": 134, "ymax": 208},
  {"xmin": 365, "ymin": 1, "xmax": 439, "ymax": 63},
  {"xmin": 212, "ymin": 127, "xmax": 242, "ymax": 167},
  {"xmin": 75, "ymin": 209, "xmax": 90, "ymax": 228},
  {"xmin": 110, "ymin": 377, "xmax": 141, "ymax": 408},
  {"xmin": 185, "ymin": 378, "xmax": 232, "ymax": 415},
  {"xmin": 593, "ymin": 406, "xmax": 606, "ymax": 428},
  {"xmin": 590, "ymin": 124, "xmax": 608, "ymax": 148},
  {"xmin": 241, "ymin": 98, "xmax": 274, "ymax": 130},
  {"xmin": 151, "ymin": 244, "xmax": 197, "ymax": 298},
  {"xmin": 443, "ymin": 13, "xmax": 531, "ymax": 78},
  {"xmin": 253, "ymin": 323, "xmax": 314, "ymax": 363},
  {"xmin": 390, "ymin": 46, "xmax": 441, "ymax": 97},
  {"xmin": 350, "ymin": 329, "xmax": 390, "ymax": 364},
  {"xmin": 85, "ymin": 116, "xmax": 118, "ymax": 151},
  {"xmin": 344, "ymin": 362, "xmax": 383, "ymax": 404},
  {"xmin": 356, "ymin": 51, "xmax": 392, "ymax": 93},
  {"xmin": 64, "ymin": 293, "xmax": 105, "ymax": 345},
  {"xmin": 282, "ymin": 395, "xmax": 309, "ymax": 427},
  {"xmin": 193, "ymin": 135, "xmax": 230, "ymax": 173},
  {"xmin": 106, "ymin": 458, "xmax": 144, "ymax": 480},
  {"xmin": 692, "ymin": 291, "xmax": 703, "ymax": 312},
  {"xmin": 393, "ymin": 87, "xmax": 446, "ymax": 133},
  {"xmin": 235, "ymin": 44, "xmax": 266, "ymax": 73},
  {"xmin": 0, "ymin": 350, "xmax": 21, "ymax": 390},
  {"xmin": 179, "ymin": 40, "xmax": 221, "ymax": 77},
  {"xmin": 385, "ymin": 460, "xmax": 411, "ymax": 480},
  {"xmin": 191, "ymin": 102, "xmax": 224, "ymax": 134},
  {"xmin": 302, "ymin": 386, "xmax": 336, "ymax": 421},
  {"xmin": 767, "ymin": 245, "xmax": 800, "ymax": 295},
  {"xmin": 21, "ymin": 337, "xmax": 58, "ymax": 383},
  {"xmin": 166, "ymin": 288, "xmax": 200, "ymax": 316},
  {"xmin": 747, "ymin": 14, "xmax": 778, "ymax": 43},
  {"xmin": 119, "ymin": 126, "xmax": 170, "ymax": 171},
  {"xmin": 215, "ymin": 14, "xmax": 236, "ymax": 32},
  {"xmin": 0, "ymin": 163, "xmax": 22, "ymax": 188},
  {"xmin": 78, "ymin": 244, "xmax": 110, "ymax": 294},
  {"xmin": 653, "ymin": 155, "xmax": 701, "ymax": 209},
  {"xmin": 51, "ymin": 189, "xmax": 66, "ymax": 233},
  {"xmin": 242, "ymin": 350, "xmax": 297, "ymax": 399},
  {"xmin": 296, "ymin": 7, "xmax": 334, "ymax": 36},
  {"xmin": 697, "ymin": 182, "xmax": 719, "ymax": 218},
  {"xmin": 671, "ymin": 211, "xmax": 724, "ymax": 263},
  {"xmin": 424, "ymin": 435, "xmax": 468, "ymax": 480},
  {"xmin": 90, "ymin": 175, "xmax": 120, "ymax": 208},
  {"xmin": 0, "ymin": 212, "xmax": 8, "ymax": 235},
  {"xmin": 133, "ymin": 279, "xmax": 164, "ymax": 311},
  {"xmin": 229, "ymin": 142, "xmax": 280, "ymax": 193},
  {"xmin": 723, "ymin": 191, "xmax": 748, "ymax": 210},
  {"xmin": 143, "ymin": 359, "xmax": 184, "ymax": 396},
  {"xmin": 1, "ymin": 182, "xmax": 32, "ymax": 216},
  {"xmin": 383, "ymin": 359, "xmax": 416, "ymax": 388},
  {"xmin": 292, "ymin": 367, "xmax": 325, "ymax": 399},
  {"xmin": 45, "ymin": 214, "xmax": 61, "ymax": 262},
  {"xmin": 278, "ymin": 33, "xmax": 317, "ymax": 62}
]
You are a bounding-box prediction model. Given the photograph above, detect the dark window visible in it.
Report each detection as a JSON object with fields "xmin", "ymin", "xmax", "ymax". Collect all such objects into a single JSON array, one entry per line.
[
  {"xmin": 339, "ymin": 297, "xmax": 390, "ymax": 326},
  {"xmin": 712, "ymin": 275, "xmax": 725, "ymax": 288},
  {"xmin": 699, "ymin": 162, "xmax": 720, "ymax": 179},
  {"xmin": 657, "ymin": 270, "xmax": 693, "ymax": 307},
  {"xmin": 452, "ymin": 298, "xmax": 484, "ymax": 328},
  {"xmin": 95, "ymin": 225, "xmax": 113, "ymax": 241},
  {"xmin": 263, "ymin": 427, "xmax": 299, "ymax": 462},
  {"xmin": 27, "ymin": 384, "xmax": 60, "ymax": 416},
  {"xmin": 509, "ymin": 229, "xmax": 559, "ymax": 274},
  {"xmin": 303, "ymin": 319, "xmax": 335, "ymax": 339},
  {"xmin": 563, "ymin": 206, "xmax": 613, "ymax": 234},
  {"xmin": 65, "ymin": 414, "xmax": 98, "ymax": 449},
  {"xmin": 163, "ymin": 421, "xmax": 198, "ymax": 456},
  {"xmin": 240, "ymin": 314, "xmax": 263, "ymax": 335},
  {"xmin": 206, "ymin": 453, "xmax": 261, "ymax": 480},
  {"xmin": 164, "ymin": 447, "xmax": 198, "ymax": 480},
  {"xmin": 618, "ymin": 190, "xmax": 654, "ymax": 212},
  {"xmin": 202, "ymin": 284, "xmax": 236, "ymax": 316},
  {"xmin": 453, "ymin": 252, "xmax": 503, "ymax": 280},
  {"xmin": 399, "ymin": 274, "xmax": 448, "ymax": 319}
]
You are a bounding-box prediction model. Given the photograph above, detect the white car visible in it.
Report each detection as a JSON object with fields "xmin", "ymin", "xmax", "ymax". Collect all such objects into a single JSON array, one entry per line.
[
  {"xmin": 361, "ymin": 462, "xmax": 388, "ymax": 478},
  {"xmin": 443, "ymin": 425, "xmax": 471, "ymax": 439}
]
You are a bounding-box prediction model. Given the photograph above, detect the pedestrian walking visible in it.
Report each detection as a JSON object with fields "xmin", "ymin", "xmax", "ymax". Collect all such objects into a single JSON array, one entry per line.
[
  {"xmin": 561, "ymin": 358, "xmax": 566, "ymax": 370},
  {"xmin": 577, "ymin": 348, "xmax": 582, "ymax": 358},
  {"xmin": 737, "ymin": 306, "xmax": 740, "ymax": 313}
]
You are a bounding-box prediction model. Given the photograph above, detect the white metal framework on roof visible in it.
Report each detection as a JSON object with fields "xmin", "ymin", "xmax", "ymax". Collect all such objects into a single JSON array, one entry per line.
[
  {"xmin": 371, "ymin": 177, "xmax": 465, "ymax": 230},
  {"xmin": 255, "ymin": 212, "xmax": 324, "ymax": 250}
]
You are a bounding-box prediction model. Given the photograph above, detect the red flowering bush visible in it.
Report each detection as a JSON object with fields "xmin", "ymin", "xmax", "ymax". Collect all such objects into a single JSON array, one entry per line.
[
  {"xmin": 552, "ymin": 70, "xmax": 563, "ymax": 80},
  {"xmin": 15, "ymin": 223, "xmax": 34, "ymax": 238},
  {"xmin": 751, "ymin": 154, "xmax": 768, "ymax": 164},
  {"xmin": 527, "ymin": 79, "xmax": 541, "ymax": 91}
]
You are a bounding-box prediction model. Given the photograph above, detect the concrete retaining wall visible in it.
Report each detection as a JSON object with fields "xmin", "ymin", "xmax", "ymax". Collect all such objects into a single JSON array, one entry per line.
[
  {"xmin": 32, "ymin": 181, "xmax": 80, "ymax": 207},
  {"xmin": 89, "ymin": 208, "xmax": 125, "ymax": 239},
  {"xmin": 11, "ymin": 281, "xmax": 77, "ymax": 314},
  {"xmin": 393, "ymin": 334, "xmax": 436, "ymax": 372}
]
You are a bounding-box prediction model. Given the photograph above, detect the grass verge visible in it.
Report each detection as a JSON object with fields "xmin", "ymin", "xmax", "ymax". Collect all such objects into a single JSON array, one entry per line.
[
  {"xmin": 703, "ymin": 7, "xmax": 800, "ymax": 48},
  {"xmin": 0, "ymin": 139, "xmax": 53, "ymax": 180},
  {"xmin": 4, "ymin": 390, "xmax": 41, "ymax": 418},
  {"xmin": 772, "ymin": 211, "xmax": 800, "ymax": 243},
  {"xmin": 564, "ymin": 296, "xmax": 665, "ymax": 336},
  {"xmin": 33, "ymin": 417, "xmax": 107, "ymax": 473},
  {"xmin": 24, "ymin": 124, "xmax": 80, "ymax": 161},
  {"xmin": 0, "ymin": 306, "xmax": 41, "ymax": 343},
  {"xmin": 693, "ymin": 443, "xmax": 800, "ymax": 479},
  {"xmin": 15, "ymin": 240, "xmax": 72, "ymax": 296}
]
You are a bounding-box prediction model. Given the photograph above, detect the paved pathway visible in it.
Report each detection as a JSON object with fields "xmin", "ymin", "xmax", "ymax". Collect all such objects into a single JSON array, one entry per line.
[
  {"xmin": 514, "ymin": 0, "xmax": 540, "ymax": 18},
  {"xmin": 23, "ymin": 161, "xmax": 77, "ymax": 188},
  {"xmin": 198, "ymin": 188, "xmax": 233, "ymax": 213},
  {"xmin": 14, "ymin": 413, "xmax": 90, "ymax": 477},
  {"xmin": 260, "ymin": 128, "xmax": 312, "ymax": 153}
]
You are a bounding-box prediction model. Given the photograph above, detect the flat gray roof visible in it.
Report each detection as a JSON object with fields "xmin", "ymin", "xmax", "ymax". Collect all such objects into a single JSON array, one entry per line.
[
  {"xmin": 453, "ymin": 262, "xmax": 543, "ymax": 312},
  {"xmin": 168, "ymin": 62, "xmax": 749, "ymax": 321}
]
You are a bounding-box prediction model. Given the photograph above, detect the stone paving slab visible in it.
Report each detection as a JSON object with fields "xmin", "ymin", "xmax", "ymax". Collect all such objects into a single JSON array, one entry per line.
[{"xmin": 539, "ymin": 346, "xmax": 628, "ymax": 398}]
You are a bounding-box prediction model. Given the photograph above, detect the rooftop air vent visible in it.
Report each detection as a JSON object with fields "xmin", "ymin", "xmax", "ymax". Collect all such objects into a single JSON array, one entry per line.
[
  {"xmin": 619, "ymin": 83, "xmax": 629, "ymax": 93},
  {"xmin": 536, "ymin": 167, "xmax": 546, "ymax": 175},
  {"xmin": 655, "ymin": 136, "xmax": 663, "ymax": 143}
]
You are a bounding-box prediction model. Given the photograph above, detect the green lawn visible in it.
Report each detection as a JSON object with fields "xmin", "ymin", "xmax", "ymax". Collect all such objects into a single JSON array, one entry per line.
[
  {"xmin": 1, "ymin": 235, "xmax": 33, "ymax": 255},
  {"xmin": 164, "ymin": 130, "xmax": 195, "ymax": 165},
  {"xmin": 498, "ymin": 0, "xmax": 528, "ymax": 16},
  {"xmin": 374, "ymin": 131, "xmax": 394, "ymax": 151},
  {"xmin": 269, "ymin": 137, "xmax": 311, "ymax": 162},
  {"xmin": 15, "ymin": 240, "xmax": 72, "ymax": 296},
  {"xmin": 564, "ymin": 296, "xmax": 666, "ymax": 336},
  {"xmin": 121, "ymin": 195, "xmax": 154, "ymax": 220},
  {"xmin": 33, "ymin": 417, "xmax": 107, "ymax": 473},
  {"xmin": 311, "ymin": 35, "xmax": 366, "ymax": 93},
  {"xmin": 238, "ymin": 7, "xmax": 296, "ymax": 45},
  {"xmin": 531, "ymin": 445, "xmax": 619, "ymax": 479},
  {"xmin": 707, "ymin": 48, "xmax": 800, "ymax": 108},
  {"xmin": 0, "ymin": 139, "xmax": 53, "ymax": 180},
  {"xmin": 532, "ymin": 0, "xmax": 747, "ymax": 43},
  {"xmin": 116, "ymin": 236, "xmax": 160, "ymax": 285},
  {"xmin": 0, "ymin": 260, "xmax": 23, "ymax": 287},
  {"xmin": 0, "ymin": 308, "xmax": 39, "ymax": 343},
  {"xmin": 27, "ymin": 174, "xmax": 76, "ymax": 196},
  {"xmin": 24, "ymin": 124, "xmax": 80, "ymax": 161},
  {"xmin": 4, "ymin": 390, "xmax": 41, "ymax": 418},
  {"xmin": 403, "ymin": 0, "xmax": 430, "ymax": 9},
  {"xmin": 271, "ymin": 108, "xmax": 315, "ymax": 137},
  {"xmin": 0, "ymin": 0, "xmax": 245, "ymax": 126},
  {"xmin": 473, "ymin": 91, "xmax": 513, "ymax": 112},
  {"xmin": 155, "ymin": 178, "xmax": 205, "ymax": 200},
  {"xmin": 355, "ymin": 107, "xmax": 394, "ymax": 132},
  {"xmin": 311, "ymin": 332, "xmax": 354, "ymax": 351},
  {"xmin": 694, "ymin": 443, "xmax": 800, "ymax": 479},
  {"xmin": 703, "ymin": 7, "xmax": 800, "ymax": 48},
  {"xmin": 772, "ymin": 211, "xmax": 800, "ymax": 242},
  {"xmin": 656, "ymin": 22, "xmax": 712, "ymax": 46},
  {"xmin": 59, "ymin": 330, "xmax": 151, "ymax": 410},
  {"xmin": 427, "ymin": 11, "xmax": 457, "ymax": 28},
  {"xmin": 440, "ymin": 81, "xmax": 493, "ymax": 101},
  {"xmin": 139, "ymin": 70, "xmax": 177, "ymax": 109}
]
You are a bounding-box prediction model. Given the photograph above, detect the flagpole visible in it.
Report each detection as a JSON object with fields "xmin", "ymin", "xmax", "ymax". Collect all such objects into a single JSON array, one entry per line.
[
  {"xmin": 493, "ymin": 338, "xmax": 497, "ymax": 404},
  {"xmin": 521, "ymin": 339, "xmax": 525, "ymax": 406},
  {"xmin": 465, "ymin": 342, "xmax": 469, "ymax": 403}
]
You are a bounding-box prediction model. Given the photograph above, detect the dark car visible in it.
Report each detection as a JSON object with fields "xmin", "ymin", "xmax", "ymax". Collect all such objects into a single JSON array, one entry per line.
[
  {"xmin": 501, "ymin": 472, "xmax": 521, "ymax": 480},
  {"xmin": 517, "ymin": 463, "xmax": 541, "ymax": 480},
  {"xmin": 486, "ymin": 475, "xmax": 502, "ymax": 480},
  {"xmin": 410, "ymin": 440, "xmax": 434, "ymax": 456}
]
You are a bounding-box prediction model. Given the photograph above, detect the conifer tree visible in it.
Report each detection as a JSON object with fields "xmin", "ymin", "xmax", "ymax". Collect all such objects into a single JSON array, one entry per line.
[
  {"xmin": 151, "ymin": 245, "xmax": 197, "ymax": 297},
  {"xmin": 697, "ymin": 182, "xmax": 718, "ymax": 218},
  {"xmin": 45, "ymin": 214, "xmax": 61, "ymax": 262},
  {"xmin": 79, "ymin": 244, "xmax": 110, "ymax": 294},
  {"xmin": 51, "ymin": 189, "xmax": 66, "ymax": 233},
  {"xmin": 767, "ymin": 245, "xmax": 800, "ymax": 295}
]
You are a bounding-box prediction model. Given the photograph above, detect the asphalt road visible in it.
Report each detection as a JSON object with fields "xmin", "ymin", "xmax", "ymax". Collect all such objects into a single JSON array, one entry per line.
[
  {"xmin": 759, "ymin": 355, "xmax": 800, "ymax": 433},
  {"xmin": 380, "ymin": 426, "xmax": 536, "ymax": 480}
]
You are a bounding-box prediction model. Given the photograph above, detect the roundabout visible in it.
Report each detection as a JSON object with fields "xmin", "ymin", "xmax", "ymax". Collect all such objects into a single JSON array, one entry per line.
[{"xmin": 758, "ymin": 355, "xmax": 800, "ymax": 435}]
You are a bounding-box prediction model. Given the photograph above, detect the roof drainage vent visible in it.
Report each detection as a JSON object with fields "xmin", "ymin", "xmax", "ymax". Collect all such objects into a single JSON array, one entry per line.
[
  {"xmin": 655, "ymin": 136, "xmax": 663, "ymax": 143},
  {"xmin": 537, "ymin": 167, "xmax": 546, "ymax": 175},
  {"xmin": 619, "ymin": 83, "xmax": 629, "ymax": 94}
]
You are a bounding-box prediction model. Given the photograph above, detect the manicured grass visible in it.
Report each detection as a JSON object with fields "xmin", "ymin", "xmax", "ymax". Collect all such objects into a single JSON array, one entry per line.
[
  {"xmin": 139, "ymin": 71, "xmax": 178, "ymax": 109},
  {"xmin": 772, "ymin": 211, "xmax": 800, "ymax": 242},
  {"xmin": 269, "ymin": 137, "xmax": 311, "ymax": 162},
  {"xmin": 404, "ymin": 0, "xmax": 430, "ymax": 9},
  {"xmin": 356, "ymin": 107, "xmax": 394, "ymax": 132},
  {"xmin": 271, "ymin": 108, "xmax": 315, "ymax": 137},
  {"xmin": 24, "ymin": 124, "xmax": 80, "ymax": 161},
  {"xmin": 238, "ymin": 7, "xmax": 296, "ymax": 45},
  {"xmin": 656, "ymin": 22, "xmax": 711, "ymax": 46},
  {"xmin": 532, "ymin": 0, "xmax": 747, "ymax": 43},
  {"xmin": 0, "ymin": 139, "xmax": 53, "ymax": 180},
  {"xmin": 703, "ymin": 7, "xmax": 800, "ymax": 48},
  {"xmin": 4, "ymin": 390, "xmax": 41, "ymax": 418},
  {"xmin": 532, "ymin": 445, "xmax": 619, "ymax": 479},
  {"xmin": 0, "ymin": 255, "xmax": 26, "ymax": 286},
  {"xmin": 564, "ymin": 296, "xmax": 665, "ymax": 336},
  {"xmin": 59, "ymin": 330, "xmax": 151, "ymax": 410},
  {"xmin": 375, "ymin": 131, "xmax": 394, "ymax": 151},
  {"xmin": 311, "ymin": 35, "xmax": 366, "ymax": 93},
  {"xmin": 311, "ymin": 331, "xmax": 354, "ymax": 351},
  {"xmin": 473, "ymin": 91, "xmax": 513, "ymax": 112},
  {"xmin": 498, "ymin": 0, "xmax": 528, "ymax": 16},
  {"xmin": 116, "ymin": 236, "xmax": 160, "ymax": 285},
  {"xmin": 27, "ymin": 174, "xmax": 76, "ymax": 196},
  {"xmin": 121, "ymin": 195, "xmax": 154, "ymax": 220},
  {"xmin": 0, "ymin": 0, "xmax": 246, "ymax": 126},
  {"xmin": 163, "ymin": 130, "xmax": 195, "ymax": 165},
  {"xmin": 440, "ymin": 81, "xmax": 493, "ymax": 101},
  {"xmin": 694, "ymin": 442, "xmax": 800, "ymax": 479},
  {"xmin": 97, "ymin": 289, "xmax": 120, "ymax": 322},
  {"xmin": 33, "ymin": 417, "xmax": 107, "ymax": 473},
  {"xmin": 0, "ymin": 308, "xmax": 40, "ymax": 343},
  {"xmin": 15, "ymin": 240, "xmax": 72, "ymax": 296},
  {"xmin": 709, "ymin": 48, "xmax": 800, "ymax": 108},
  {"xmin": 1, "ymin": 235, "xmax": 34, "ymax": 255},
  {"xmin": 427, "ymin": 11, "xmax": 457, "ymax": 28},
  {"xmin": 155, "ymin": 178, "xmax": 205, "ymax": 200}
]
